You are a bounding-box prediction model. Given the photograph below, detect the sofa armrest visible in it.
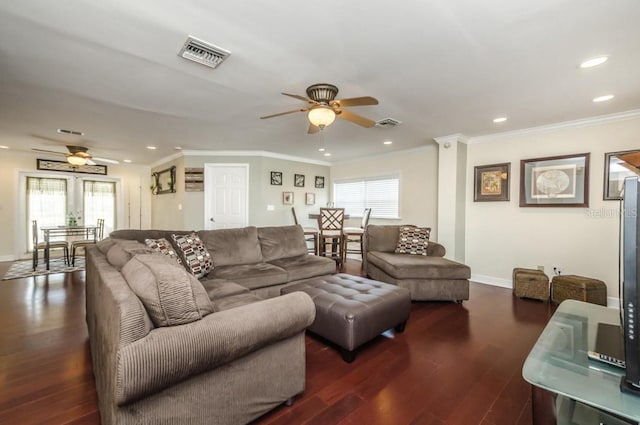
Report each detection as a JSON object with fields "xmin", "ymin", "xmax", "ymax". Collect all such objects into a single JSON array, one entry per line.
[
  {"xmin": 114, "ymin": 291, "xmax": 316, "ymax": 405},
  {"xmin": 427, "ymin": 241, "xmax": 446, "ymax": 257}
]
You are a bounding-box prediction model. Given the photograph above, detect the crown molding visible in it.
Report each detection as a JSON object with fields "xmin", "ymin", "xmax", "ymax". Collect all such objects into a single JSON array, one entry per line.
[
  {"xmin": 433, "ymin": 133, "xmax": 470, "ymax": 145},
  {"xmin": 151, "ymin": 150, "xmax": 331, "ymax": 168},
  {"xmin": 469, "ymin": 109, "xmax": 640, "ymax": 144},
  {"xmin": 331, "ymin": 144, "xmax": 436, "ymax": 166}
]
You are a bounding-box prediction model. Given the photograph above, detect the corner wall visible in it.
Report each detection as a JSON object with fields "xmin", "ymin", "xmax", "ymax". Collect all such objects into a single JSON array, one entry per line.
[{"xmin": 465, "ymin": 116, "xmax": 640, "ymax": 299}]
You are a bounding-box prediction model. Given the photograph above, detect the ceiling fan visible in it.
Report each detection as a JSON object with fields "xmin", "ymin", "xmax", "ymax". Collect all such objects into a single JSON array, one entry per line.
[
  {"xmin": 32, "ymin": 145, "xmax": 119, "ymax": 166},
  {"xmin": 260, "ymin": 83, "xmax": 379, "ymax": 134}
]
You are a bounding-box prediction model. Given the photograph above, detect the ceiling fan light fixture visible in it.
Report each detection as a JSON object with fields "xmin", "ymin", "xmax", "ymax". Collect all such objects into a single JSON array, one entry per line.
[
  {"xmin": 67, "ymin": 154, "xmax": 88, "ymax": 166},
  {"xmin": 308, "ymin": 105, "xmax": 336, "ymax": 128}
]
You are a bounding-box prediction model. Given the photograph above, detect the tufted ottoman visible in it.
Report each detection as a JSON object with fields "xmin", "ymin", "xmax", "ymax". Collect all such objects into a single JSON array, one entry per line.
[{"xmin": 281, "ymin": 273, "xmax": 411, "ymax": 362}]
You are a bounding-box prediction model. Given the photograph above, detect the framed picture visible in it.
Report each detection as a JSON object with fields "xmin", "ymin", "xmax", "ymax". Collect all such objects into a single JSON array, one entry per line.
[
  {"xmin": 152, "ymin": 166, "xmax": 177, "ymax": 195},
  {"xmin": 37, "ymin": 158, "xmax": 107, "ymax": 175},
  {"xmin": 520, "ymin": 153, "xmax": 590, "ymax": 207},
  {"xmin": 315, "ymin": 176, "xmax": 325, "ymax": 188},
  {"xmin": 305, "ymin": 192, "xmax": 316, "ymax": 205},
  {"xmin": 604, "ymin": 150, "xmax": 640, "ymax": 200},
  {"xmin": 270, "ymin": 171, "xmax": 282, "ymax": 186},
  {"xmin": 473, "ymin": 163, "xmax": 510, "ymax": 202},
  {"xmin": 294, "ymin": 174, "xmax": 305, "ymax": 187},
  {"xmin": 282, "ymin": 191, "xmax": 294, "ymax": 205}
]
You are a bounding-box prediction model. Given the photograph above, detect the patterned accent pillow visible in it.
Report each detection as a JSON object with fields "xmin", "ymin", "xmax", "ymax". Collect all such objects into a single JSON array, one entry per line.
[
  {"xmin": 145, "ymin": 238, "xmax": 182, "ymax": 265},
  {"xmin": 171, "ymin": 233, "xmax": 213, "ymax": 278},
  {"xmin": 395, "ymin": 226, "xmax": 431, "ymax": 255}
]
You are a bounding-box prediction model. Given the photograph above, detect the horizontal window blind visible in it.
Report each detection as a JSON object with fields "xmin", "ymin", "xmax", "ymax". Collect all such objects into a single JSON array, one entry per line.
[{"xmin": 334, "ymin": 175, "xmax": 399, "ymax": 219}]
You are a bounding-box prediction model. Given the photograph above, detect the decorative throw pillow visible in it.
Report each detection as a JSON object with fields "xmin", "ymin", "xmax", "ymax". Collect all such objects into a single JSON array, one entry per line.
[
  {"xmin": 106, "ymin": 240, "xmax": 154, "ymax": 271},
  {"xmin": 121, "ymin": 254, "xmax": 214, "ymax": 327},
  {"xmin": 145, "ymin": 238, "xmax": 182, "ymax": 265},
  {"xmin": 395, "ymin": 226, "xmax": 431, "ymax": 255},
  {"xmin": 171, "ymin": 233, "xmax": 213, "ymax": 278}
]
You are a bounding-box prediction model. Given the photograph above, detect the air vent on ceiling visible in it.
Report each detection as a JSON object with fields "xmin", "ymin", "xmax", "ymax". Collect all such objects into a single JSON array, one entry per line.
[
  {"xmin": 375, "ymin": 118, "xmax": 402, "ymax": 128},
  {"xmin": 178, "ymin": 36, "xmax": 230, "ymax": 69}
]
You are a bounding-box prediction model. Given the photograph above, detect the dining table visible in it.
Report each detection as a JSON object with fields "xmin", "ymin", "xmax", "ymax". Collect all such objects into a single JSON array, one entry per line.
[{"xmin": 40, "ymin": 224, "xmax": 99, "ymax": 270}]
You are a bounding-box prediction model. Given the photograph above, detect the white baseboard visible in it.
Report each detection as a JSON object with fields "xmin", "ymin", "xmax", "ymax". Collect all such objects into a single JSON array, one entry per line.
[
  {"xmin": 470, "ymin": 274, "xmax": 512, "ymax": 289},
  {"xmin": 0, "ymin": 255, "xmax": 15, "ymax": 262}
]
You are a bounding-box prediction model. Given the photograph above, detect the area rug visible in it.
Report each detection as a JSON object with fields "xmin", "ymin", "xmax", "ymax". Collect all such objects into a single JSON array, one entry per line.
[{"xmin": 2, "ymin": 258, "xmax": 85, "ymax": 280}]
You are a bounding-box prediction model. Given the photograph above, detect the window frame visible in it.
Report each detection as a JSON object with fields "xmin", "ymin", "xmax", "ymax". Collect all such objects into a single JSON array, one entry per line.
[{"xmin": 333, "ymin": 173, "xmax": 401, "ymax": 219}]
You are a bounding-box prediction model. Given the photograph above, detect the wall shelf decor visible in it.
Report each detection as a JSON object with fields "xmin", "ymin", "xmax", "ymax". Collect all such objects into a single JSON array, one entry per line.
[
  {"xmin": 37, "ymin": 159, "xmax": 107, "ymax": 175},
  {"xmin": 520, "ymin": 153, "xmax": 590, "ymax": 207},
  {"xmin": 185, "ymin": 168, "xmax": 204, "ymax": 192},
  {"xmin": 152, "ymin": 166, "xmax": 176, "ymax": 195}
]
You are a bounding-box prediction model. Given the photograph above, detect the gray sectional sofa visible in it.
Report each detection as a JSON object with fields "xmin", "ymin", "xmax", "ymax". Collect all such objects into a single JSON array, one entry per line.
[
  {"xmin": 85, "ymin": 224, "xmax": 336, "ymax": 425},
  {"xmin": 363, "ymin": 224, "xmax": 471, "ymax": 302}
]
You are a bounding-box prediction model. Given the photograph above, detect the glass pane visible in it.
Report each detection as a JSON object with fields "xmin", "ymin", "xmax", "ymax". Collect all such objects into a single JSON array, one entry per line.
[
  {"xmin": 27, "ymin": 177, "xmax": 67, "ymax": 249},
  {"xmin": 83, "ymin": 180, "xmax": 116, "ymax": 236}
]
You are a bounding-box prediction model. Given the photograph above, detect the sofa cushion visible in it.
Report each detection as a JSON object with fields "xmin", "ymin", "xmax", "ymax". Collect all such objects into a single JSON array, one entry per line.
[
  {"xmin": 96, "ymin": 237, "xmax": 116, "ymax": 254},
  {"xmin": 106, "ymin": 240, "xmax": 154, "ymax": 271},
  {"xmin": 145, "ymin": 237, "xmax": 182, "ymax": 265},
  {"xmin": 121, "ymin": 254, "xmax": 214, "ymax": 327},
  {"xmin": 172, "ymin": 233, "xmax": 213, "ymax": 278},
  {"xmin": 258, "ymin": 225, "xmax": 308, "ymax": 261},
  {"xmin": 395, "ymin": 226, "xmax": 431, "ymax": 256},
  {"xmin": 367, "ymin": 251, "xmax": 470, "ymax": 280},
  {"xmin": 211, "ymin": 293, "xmax": 264, "ymax": 311},
  {"xmin": 200, "ymin": 278, "xmax": 250, "ymax": 300},
  {"xmin": 197, "ymin": 227, "xmax": 264, "ymax": 266},
  {"xmin": 209, "ymin": 263, "xmax": 288, "ymax": 290},
  {"xmin": 268, "ymin": 254, "xmax": 336, "ymax": 281}
]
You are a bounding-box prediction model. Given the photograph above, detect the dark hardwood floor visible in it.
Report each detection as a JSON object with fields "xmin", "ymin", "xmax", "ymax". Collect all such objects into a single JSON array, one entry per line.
[{"xmin": 0, "ymin": 260, "xmax": 555, "ymax": 425}]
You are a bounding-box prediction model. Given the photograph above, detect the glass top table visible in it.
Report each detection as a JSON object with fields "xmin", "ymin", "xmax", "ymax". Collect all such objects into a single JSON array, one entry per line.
[
  {"xmin": 40, "ymin": 225, "xmax": 98, "ymax": 270},
  {"xmin": 523, "ymin": 299, "xmax": 640, "ymax": 422}
]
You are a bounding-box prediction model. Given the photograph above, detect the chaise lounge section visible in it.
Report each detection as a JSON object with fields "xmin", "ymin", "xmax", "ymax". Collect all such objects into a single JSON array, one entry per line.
[{"xmin": 363, "ymin": 224, "xmax": 470, "ymax": 302}]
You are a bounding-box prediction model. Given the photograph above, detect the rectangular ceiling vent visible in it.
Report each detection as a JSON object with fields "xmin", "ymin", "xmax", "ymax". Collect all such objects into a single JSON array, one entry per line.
[
  {"xmin": 375, "ymin": 118, "xmax": 402, "ymax": 128},
  {"xmin": 178, "ymin": 36, "xmax": 230, "ymax": 69}
]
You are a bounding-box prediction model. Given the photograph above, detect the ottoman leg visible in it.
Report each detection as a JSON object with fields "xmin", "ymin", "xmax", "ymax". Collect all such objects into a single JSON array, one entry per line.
[
  {"xmin": 395, "ymin": 321, "xmax": 407, "ymax": 333},
  {"xmin": 340, "ymin": 348, "xmax": 356, "ymax": 363}
]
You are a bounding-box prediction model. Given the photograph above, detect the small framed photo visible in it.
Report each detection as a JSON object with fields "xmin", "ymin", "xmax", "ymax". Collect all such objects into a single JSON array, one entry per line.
[
  {"xmin": 474, "ymin": 163, "xmax": 510, "ymax": 202},
  {"xmin": 270, "ymin": 171, "xmax": 282, "ymax": 186},
  {"xmin": 283, "ymin": 191, "xmax": 294, "ymax": 205},
  {"xmin": 305, "ymin": 192, "xmax": 316, "ymax": 205},
  {"xmin": 294, "ymin": 174, "xmax": 305, "ymax": 187},
  {"xmin": 520, "ymin": 153, "xmax": 590, "ymax": 207},
  {"xmin": 315, "ymin": 176, "xmax": 325, "ymax": 188}
]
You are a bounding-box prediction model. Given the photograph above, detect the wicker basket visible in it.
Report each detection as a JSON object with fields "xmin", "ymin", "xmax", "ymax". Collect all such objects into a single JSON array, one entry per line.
[
  {"xmin": 512, "ymin": 268, "xmax": 549, "ymax": 301},
  {"xmin": 550, "ymin": 275, "xmax": 607, "ymax": 306}
]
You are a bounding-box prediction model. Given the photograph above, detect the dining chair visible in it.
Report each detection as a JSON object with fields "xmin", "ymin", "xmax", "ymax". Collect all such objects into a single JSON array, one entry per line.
[
  {"xmin": 317, "ymin": 208, "xmax": 345, "ymax": 268},
  {"xmin": 341, "ymin": 208, "xmax": 372, "ymax": 265},
  {"xmin": 291, "ymin": 207, "xmax": 318, "ymax": 255},
  {"xmin": 32, "ymin": 220, "xmax": 69, "ymax": 270},
  {"xmin": 71, "ymin": 218, "xmax": 105, "ymax": 266}
]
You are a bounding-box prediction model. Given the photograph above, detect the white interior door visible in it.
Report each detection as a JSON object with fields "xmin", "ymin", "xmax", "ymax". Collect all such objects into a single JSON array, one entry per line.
[{"xmin": 204, "ymin": 164, "xmax": 249, "ymax": 230}]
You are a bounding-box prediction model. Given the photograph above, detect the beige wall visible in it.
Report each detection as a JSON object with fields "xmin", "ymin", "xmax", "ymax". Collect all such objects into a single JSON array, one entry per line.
[
  {"xmin": 151, "ymin": 154, "xmax": 330, "ymax": 230},
  {"xmin": 465, "ymin": 117, "xmax": 640, "ymax": 300},
  {"xmin": 330, "ymin": 146, "xmax": 439, "ymax": 237},
  {"xmin": 0, "ymin": 149, "xmax": 151, "ymax": 260}
]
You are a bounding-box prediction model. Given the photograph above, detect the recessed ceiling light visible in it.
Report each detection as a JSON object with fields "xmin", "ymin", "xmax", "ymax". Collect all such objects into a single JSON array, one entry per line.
[
  {"xmin": 175, "ymin": 146, "xmax": 182, "ymax": 150},
  {"xmin": 493, "ymin": 117, "xmax": 507, "ymax": 123},
  {"xmin": 0, "ymin": 145, "xmax": 9, "ymax": 149},
  {"xmin": 383, "ymin": 140, "xmax": 393, "ymax": 145},
  {"xmin": 580, "ymin": 56, "xmax": 608, "ymax": 68},
  {"xmin": 123, "ymin": 159, "xmax": 132, "ymax": 163},
  {"xmin": 593, "ymin": 94, "xmax": 614, "ymax": 102},
  {"xmin": 318, "ymin": 148, "xmax": 325, "ymax": 152},
  {"xmin": 147, "ymin": 146, "xmax": 157, "ymax": 150},
  {"xmin": 324, "ymin": 153, "xmax": 331, "ymax": 157}
]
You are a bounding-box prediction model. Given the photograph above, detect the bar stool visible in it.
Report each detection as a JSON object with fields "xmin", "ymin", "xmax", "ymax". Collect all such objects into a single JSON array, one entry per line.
[
  {"xmin": 291, "ymin": 208, "xmax": 318, "ymax": 255},
  {"xmin": 342, "ymin": 208, "xmax": 371, "ymax": 265},
  {"xmin": 71, "ymin": 218, "xmax": 105, "ymax": 266},
  {"xmin": 317, "ymin": 208, "xmax": 345, "ymax": 268},
  {"xmin": 32, "ymin": 220, "xmax": 69, "ymax": 270}
]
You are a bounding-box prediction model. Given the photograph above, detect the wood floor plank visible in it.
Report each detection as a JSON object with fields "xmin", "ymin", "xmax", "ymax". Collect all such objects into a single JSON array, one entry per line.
[{"xmin": 0, "ymin": 259, "xmax": 555, "ymax": 425}]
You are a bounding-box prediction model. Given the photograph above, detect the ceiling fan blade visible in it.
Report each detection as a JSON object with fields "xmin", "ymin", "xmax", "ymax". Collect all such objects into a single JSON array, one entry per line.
[
  {"xmin": 336, "ymin": 109, "xmax": 376, "ymax": 128},
  {"xmin": 93, "ymin": 157, "xmax": 120, "ymax": 164},
  {"xmin": 32, "ymin": 148, "xmax": 66, "ymax": 156},
  {"xmin": 332, "ymin": 96, "xmax": 379, "ymax": 107},
  {"xmin": 308, "ymin": 123, "xmax": 320, "ymax": 134},
  {"xmin": 260, "ymin": 108, "xmax": 309, "ymax": 119},
  {"xmin": 282, "ymin": 93, "xmax": 318, "ymax": 104}
]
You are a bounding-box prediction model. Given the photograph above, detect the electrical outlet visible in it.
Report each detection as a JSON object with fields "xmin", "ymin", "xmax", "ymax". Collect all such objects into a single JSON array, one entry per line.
[
  {"xmin": 553, "ymin": 266, "xmax": 562, "ymax": 276},
  {"xmin": 537, "ymin": 265, "xmax": 544, "ymax": 272}
]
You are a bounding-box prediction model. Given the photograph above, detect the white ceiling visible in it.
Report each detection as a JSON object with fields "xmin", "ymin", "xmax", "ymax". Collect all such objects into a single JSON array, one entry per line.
[{"xmin": 0, "ymin": 0, "xmax": 639, "ymax": 165}]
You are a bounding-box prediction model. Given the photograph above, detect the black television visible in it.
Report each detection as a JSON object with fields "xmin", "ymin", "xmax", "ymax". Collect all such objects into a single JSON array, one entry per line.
[{"xmin": 621, "ymin": 175, "xmax": 640, "ymax": 394}]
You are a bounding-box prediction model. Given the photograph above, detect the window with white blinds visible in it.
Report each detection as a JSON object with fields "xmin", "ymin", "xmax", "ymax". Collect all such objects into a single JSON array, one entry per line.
[{"xmin": 333, "ymin": 175, "xmax": 399, "ymax": 219}]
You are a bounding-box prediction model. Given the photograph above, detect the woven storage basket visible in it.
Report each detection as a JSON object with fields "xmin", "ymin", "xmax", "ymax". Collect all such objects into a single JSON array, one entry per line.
[
  {"xmin": 550, "ymin": 275, "xmax": 607, "ymax": 306},
  {"xmin": 512, "ymin": 268, "xmax": 549, "ymax": 301}
]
